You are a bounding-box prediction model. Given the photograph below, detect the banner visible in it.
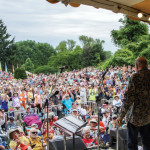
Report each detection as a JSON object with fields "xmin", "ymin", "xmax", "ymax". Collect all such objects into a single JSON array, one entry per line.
[
  {"xmin": 0, "ymin": 62, "xmax": 2, "ymax": 73},
  {"xmin": 12, "ymin": 64, "xmax": 15, "ymax": 74},
  {"xmin": 5, "ymin": 62, "xmax": 8, "ymax": 74}
]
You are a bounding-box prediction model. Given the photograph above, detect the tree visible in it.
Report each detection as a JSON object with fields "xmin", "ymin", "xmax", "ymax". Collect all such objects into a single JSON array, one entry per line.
[
  {"xmin": 111, "ymin": 16, "xmax": 149, "ymax": 48},
  {"xmin": 14, "ymin": 68, "xmax": 27, "ymax": 79},
  {"xmin": 79, "ymin": 35, "xmax": 94, "ymax": 48},
  {"xmin": 80, "ymin": 36, "xmax": 106, "ymax": 67},
  {"xmin": 11, "ymin": 40, "xmax": 55, "ymax": 68},
  {"xmin": 0, "ymin": 19, "xmax": 14, "ymax": 70},
  {"xmin": 139, "ymin": 47, "xmax": 150, "ymax": 64},
  {"xmin": 66, "ymin": 40, "xmax": 76, "ymax": 51},
  {"xmin": 24, "ymin": 58, "xmax": 34, "ymax": 72},
  {"xmin": 102, "ymin": 16, "xmax": 150, "ymax": 68},
  {"xmin": 55, "ymin": 41, "xmax": 67, "ymax": 52},
  {"xmin": 104, "ymin": 51, "xmax": 112, "ymax": 60}
]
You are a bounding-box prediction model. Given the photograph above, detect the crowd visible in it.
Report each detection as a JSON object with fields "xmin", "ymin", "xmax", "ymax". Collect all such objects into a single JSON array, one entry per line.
[{"xmin": 0, "ymin": 65, "xmax": 139, "ymax": 150}]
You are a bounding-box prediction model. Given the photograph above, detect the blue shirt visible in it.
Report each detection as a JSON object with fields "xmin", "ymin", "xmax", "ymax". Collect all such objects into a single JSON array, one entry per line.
[
  {"xmin": 62, "ymin": 98, "xmax": 74, "ymax": 110},
  {"xmin": 0, "ymin": 100, "xmax": 8, "ymax": 111}
]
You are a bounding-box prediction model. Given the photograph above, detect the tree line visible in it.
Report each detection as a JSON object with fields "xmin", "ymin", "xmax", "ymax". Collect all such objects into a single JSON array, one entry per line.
[
  {"xmin": 0, "ymin": 16, "xmax": 150, "ymax": 74},
  {"xmin": 0, "ymin": 19, "xmax": 111, "ymax": 74}
]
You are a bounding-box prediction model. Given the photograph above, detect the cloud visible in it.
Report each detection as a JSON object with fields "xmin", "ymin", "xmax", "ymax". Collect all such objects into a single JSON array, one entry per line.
[{"xmin": 0, "ymin": 0, "xmax": 123, "ymax": 52}]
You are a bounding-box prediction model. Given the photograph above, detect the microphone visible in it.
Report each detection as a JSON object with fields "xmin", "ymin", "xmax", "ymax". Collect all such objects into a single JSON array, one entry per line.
[
  {"xmin": 102, "ymin": 69, "xmax": 108, "ymax": 79},
  {"xmin": 50, "ymin": 90, "xmax": 59, "ymax": 98},
  {"xmin": 44, "ymin": 91, "xmax": 59, "ymax": 108}
]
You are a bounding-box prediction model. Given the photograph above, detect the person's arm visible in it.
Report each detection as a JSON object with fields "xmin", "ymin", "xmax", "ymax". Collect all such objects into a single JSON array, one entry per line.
[
  {"xmin": 62, "ymin": 94, "xmax": 66, "ymax": 101},
  {"xmin": 5, "ymin": 113, "xmax": 7, "ymax": 128},
  {"xmin": 69, "ymin": 90, "xmax": 74, "ymax": 100},
  {"xmin": 90, "ymin": 137, "xmax": 97, "ymax": 146},
  {"xmin": 0, "ymin": 145, "xmax": 5, "ymax": 150},
  {"xmin": 100, "ymin": 121, "xmax": 105, "ymax": 132}
]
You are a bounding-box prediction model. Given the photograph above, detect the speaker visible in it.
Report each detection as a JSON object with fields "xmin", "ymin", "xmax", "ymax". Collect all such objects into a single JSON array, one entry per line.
[{"xmin": 49, "ymin": 136, "xmax": 87, "ymax": 150}]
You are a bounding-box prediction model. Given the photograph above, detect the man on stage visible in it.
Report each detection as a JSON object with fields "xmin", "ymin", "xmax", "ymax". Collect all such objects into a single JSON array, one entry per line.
[{"xmin": 117, "ymin": 57, "xmax": 150, "ymax": 150}]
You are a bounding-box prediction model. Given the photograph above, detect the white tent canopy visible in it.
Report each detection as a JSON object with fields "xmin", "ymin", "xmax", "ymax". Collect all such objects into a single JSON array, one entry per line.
[{"xmin": 46, "ymin": 0, "xmax": 150, "ymax": 24}]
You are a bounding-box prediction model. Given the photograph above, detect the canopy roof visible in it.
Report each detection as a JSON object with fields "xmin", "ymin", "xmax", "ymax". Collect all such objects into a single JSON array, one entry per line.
[{"xmin": 47, "ymin": 0, "xmax": 150, "ymax": 24}]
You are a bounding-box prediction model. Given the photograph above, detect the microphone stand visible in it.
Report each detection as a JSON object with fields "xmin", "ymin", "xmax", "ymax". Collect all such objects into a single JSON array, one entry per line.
[
  {"xmin": 97, "ymin": 69, "xmax": 108, "ymax": 150},
  {"xmin": 46, "ymin": 85, "xmax": 55, "ymax": 150},
  {"xmin": 46, "ymin": 85, "xmax": 59, "ymax": 149},
  {"xmin": 46, "ymin": 99, "xmax": 49, "ymax": 150}
]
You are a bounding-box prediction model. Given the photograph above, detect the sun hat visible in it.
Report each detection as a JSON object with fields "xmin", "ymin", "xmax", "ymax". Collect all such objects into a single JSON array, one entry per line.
[
  {"xmin": 7, "ymin": 128, "xmax": 19, "ymax": 139},
  {"xmin": 114, "ymin": 95, "xmax": 119, "ymax": 98},
  {"xmin": 112, "ymin": 114, "xmax": 117, "ymax": 119},
  {"xmin": 72, "ymin": 109, "xmax": 78, "ymax": 112},
  {"xmin": 48, "ymin": 112, "xmax": 55, "ymax": 119},
  {"xmin": 89, "ymin": 118, "xmax": 97, "ymax": 123},
  {"xmin": 102, "ymin": 110, "xmax": 110, "ymax": 114}
]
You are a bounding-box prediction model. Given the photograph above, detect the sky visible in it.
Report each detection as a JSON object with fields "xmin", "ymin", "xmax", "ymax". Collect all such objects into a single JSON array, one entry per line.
[{"xmin": 0, "ymin": 0, "xmax": 124, "ymax": 53}]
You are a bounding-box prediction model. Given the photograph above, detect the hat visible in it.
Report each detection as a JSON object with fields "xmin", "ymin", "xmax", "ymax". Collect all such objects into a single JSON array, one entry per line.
[
  {"xmin": 9, "ymin": 116, "xmax": 14, "ymax": 121},
  {"xmin": 114, "ymin": 95, "xmax": 119, "ymax": 98},
  {"xmin": 31, "ymin": 123, "xmax": 38, "ymax": 127},
  {"xmin": 13, "ymin": 92, "xmax": 18, "ymax": 95},
  {"xmin": 48, "ymin": 112, "xmax": 55, "ymax": 119},
  {"xmin": 104, "ymin": 102, "xmax": 109, "ymax": 105},
  {"xmin": 26, "ymin": 105, "xmax": 30, "ymax": 109},
  {"xmin": 77, "ymin": 95, "xmax": 80, "ymax": 98},
  {"xmin": 8, "ymin": 128, "xmax": 19, "ymax": 139},
  {"xmin": 73, "ymin": 109, "xmax": 78, "ymax": 112},
  {"xmin": 103, "ymin": 110, "xmax": 110, "ymax": 114},
  {"xmin": 90, "ymin": 118, "xmax": 97, "ymax": 123},
  {"xmin": 112, "ymin": 114, "xmax": 117, "ymax": 119}
]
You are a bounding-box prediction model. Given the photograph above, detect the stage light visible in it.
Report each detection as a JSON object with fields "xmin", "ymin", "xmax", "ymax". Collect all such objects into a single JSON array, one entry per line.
[{"xmin": 137, "ymin": 13, "xmax": 143, "ymax": 18}]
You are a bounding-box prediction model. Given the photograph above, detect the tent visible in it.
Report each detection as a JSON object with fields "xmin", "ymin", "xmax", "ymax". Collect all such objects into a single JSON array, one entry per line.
[{"xmin": 46, "ymin": 0, "xmax": 150, "ymax": 24}]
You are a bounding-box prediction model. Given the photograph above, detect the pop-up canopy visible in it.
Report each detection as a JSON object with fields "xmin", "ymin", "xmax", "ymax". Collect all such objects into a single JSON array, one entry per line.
[{"xmin": 46, "ymin": 0, "xmax": 150, "ymax": 24}]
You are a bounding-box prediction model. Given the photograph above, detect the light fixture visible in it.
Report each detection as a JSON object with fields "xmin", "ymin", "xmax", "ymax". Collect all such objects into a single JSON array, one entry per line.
[
  {"xmin": 148, "ymin": 17, "xmax": 150, "ymax": 21},
  {"xmin": 137, "ymin": 13, "xmax": 143, "ymax": 18}
]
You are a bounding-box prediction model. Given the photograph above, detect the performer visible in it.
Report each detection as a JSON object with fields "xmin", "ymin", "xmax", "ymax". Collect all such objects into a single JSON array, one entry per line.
[{"xmin": 117, "ymin": 57, "xmax": 150, "ymax": 150}]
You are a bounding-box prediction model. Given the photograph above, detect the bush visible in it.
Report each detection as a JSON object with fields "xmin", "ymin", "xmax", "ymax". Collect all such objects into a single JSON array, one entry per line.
[
  {"xmin": 14, "ymin": 68, "xmax": 27, "ymax": 79},
  {"xmin": 24, "ymin": 58, "xmax": 34, "ymax": 72},
  {"xmin": 34, "ymin": 65, "xmax": 58, "ymax": 74}
]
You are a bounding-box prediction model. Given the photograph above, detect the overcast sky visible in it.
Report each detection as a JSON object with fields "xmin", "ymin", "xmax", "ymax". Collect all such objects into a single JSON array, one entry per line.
[{"xmin": 0, "ymin": 0, "xmax": 124, "ymax": 53}]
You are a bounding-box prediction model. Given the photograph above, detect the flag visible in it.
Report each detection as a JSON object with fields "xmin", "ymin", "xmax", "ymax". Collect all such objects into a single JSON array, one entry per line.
[
  {"xmin": 5, "ymin": 62, "xmax": 8, "ymax": 73},
  {"xmin": 0, "ymin": 62, "xmax": 2, "ymax": 73},
  {"xmin": 12, "ymin": 64, "xmax": 14, "ymax": 74}
]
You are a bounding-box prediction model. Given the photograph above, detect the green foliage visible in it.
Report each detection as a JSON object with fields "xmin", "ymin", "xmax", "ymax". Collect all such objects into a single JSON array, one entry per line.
[
  {"xmin": 14, "ymin": 68, "xmax": 27, "ymax": 79},
  {"xmin": 102, "ymin": 56, "xmax": 129, "ymax": 69},
  {"xmin": 138, "ymin": 47, "xmax": 150, "ymax": 64},
  {"xmin": 48, "ymin": 36, "xmax": 108, "ymax": 72},
  {"xmin": 24, "ymin": 58, "xmax": 34, "ymax": 72},
  {"xmin": 111, "ymin": 16, "xmax": 149, "ymax": 48},
  {"xmin": 102, "ymin": 16, "xmax": 150, "ymax": 68},
  {"xmin": 114, "ymin": 48, "xmax": 133, "ymax": 58},
  {"xmin": 80, "ymin": 36, "xmax": 106, "ymax": 67},
  {"xmin": 11, "ymin": 40, "xmax": 55, "ymax": 68},
  {"xmin": 48, "ymin": 45, "xmax": 83, "ymax": 71},
  {"xmin": 0, "ymin": 19, "xmax": 14, "ymax": 70},
  {"xmin": 34, "ymin": 65, "xmax": 57, "ymax": 74},
  {"xmin": 79, "ymin": 35, "xmax": 94, "ymax": 48},
  {"xmin": 104, "ymin": 51, "xmax": 112, "ymax": 60}
]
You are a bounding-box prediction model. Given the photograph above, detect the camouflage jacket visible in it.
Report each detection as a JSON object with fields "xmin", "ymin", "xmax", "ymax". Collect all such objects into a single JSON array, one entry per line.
[{"xmin": 120, "ymin": 68, "xmax": 150, "ymax": 126}]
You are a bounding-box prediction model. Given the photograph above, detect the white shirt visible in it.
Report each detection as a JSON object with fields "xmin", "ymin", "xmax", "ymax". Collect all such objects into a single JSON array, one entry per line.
[
  {"xmin": 102, "ymin": 116, "xmax": 110, "ymax": 128},
  {"xmin": 113, "ymin": 99, "xmax": 122, "ymax": 107}
]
